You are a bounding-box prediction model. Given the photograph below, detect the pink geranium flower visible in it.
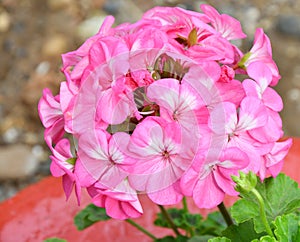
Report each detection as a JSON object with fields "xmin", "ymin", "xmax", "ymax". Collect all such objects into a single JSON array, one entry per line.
[
  {"xmin": 38, "ymin": 88, "xmax": 65, "ymax": 146},
  {"xmin": 242, "ymin": 28, "xmax": 280, "ymax": 85},
  {"xmin": 88, "ymin": 179, "xmax": 143, "ymax": 220},
  {"xmin": 50, "ymin": 138, "xmax": 81, "ymax": 204},
  {"xmin": 127, "ymin": 117, "xmax": 194, "ymax": 205},
  {"xmin": 200, "ymin": 4, "xmax": 247, "ymax": 40},
  {"xmin": 77, "ymin": 129, "xmax": 133, "ymax": 188},
  {"xmin": 181, "ymin": 147, "xmax": 249, "ymax": 209}
]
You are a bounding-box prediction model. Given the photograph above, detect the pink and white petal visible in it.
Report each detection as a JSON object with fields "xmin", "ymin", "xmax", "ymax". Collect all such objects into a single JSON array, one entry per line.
[
  {"xmin": 200, "ymin": 4, "xmax": 246, "ymax": 40},
  {"xmin": 209, "ymin": 102, "xmax": 237, "ymax": 134},
  {"xmin": 50, "ymin": 160, "xmax": 65, "ymax": 177},
  {"xmin": 242, "ymin": 79, "xmax": 262, "ymax": 99},
  {"xmin": 247, "ymin": 62, "xmax": 272, "ymax": 91},
  {"xmin": 249, "ymin": 111, "xmax": 283, "ymax": 143},
  {"xmin": 62, "ymin": 174, "xmax": 75, "ymax": 200},
  {"xmin": 237, "ymin": 97, "xmax": 267, "ymax": 131},
  {"xmin": 147, "ymin": 78, "xmax": 180, "ymax": 112},
  {"xmin": 148, "ymin": 181, "xmax": 183, "ymax": 205},
  {"xmin": 38, "ymin": 89, "xmax": 62, "ymax": 128},
  {"xmin": 193, "ymin": 174, "xmax": 225, "ymax": 209},
  {"xmin": 180, "ymin": 167, "xmax": 199, "ymax": 196},
  {"xmin": 121, "ymin": 201, "xmax": 143, "ymax": 218},
  {"xmin": 213, "ymin": 170, "xmax": 238, "ymax": 196},
  {"xmin": 98, "ymin": 89, "xmax": 131, "ymax": 125},
  {"xmin": 104, "ymin": 198, "xmax": 129, "ymax": 220},
  {"xmin": 262, "ymin": 87, "xmax": 283, "ymax": 112},
  {"xmin": 266, "ymin": 139, "xmax": 293, "ymax": 167}
]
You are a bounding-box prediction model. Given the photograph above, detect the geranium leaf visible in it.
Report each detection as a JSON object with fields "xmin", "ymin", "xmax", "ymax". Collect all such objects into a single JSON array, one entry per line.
[
  {"xmin": 222, "ymin": 220, "xmax": 266, "ymax": 241},
  {"xmin": 251, "ymin": 235, "xmax": 277, "ymax": 242},
  {"xmin": 273, "ymin": 214, "xmax": 300, "ymax": 241},
  {"xmin": 231, "ymin": 173, "xmax": 300, "ymax": 233},
  {"xmin": 154, "ymin": 208, "xmax": 202, "ymax": 231},
  {"xmin": 187, "ymin": 235, "xmax": 215, "ymax": 242},
  {"xmin": 74, "ymin": 204, "xmax": 110, "ymax": 230},
  {"xmin": 43, "ymin": 239, "xmax": 67, "ymax": 242},
  {"xmin": 208, "ymin": 237, "xmax": 231, "ymax": 242},
  {"xmin": 155, "ymin": 235, "xmax": 189, "ymax": 242},
  {"xmin": 195, "ymin": 211, "xmax": 227, "ymax": 236}
]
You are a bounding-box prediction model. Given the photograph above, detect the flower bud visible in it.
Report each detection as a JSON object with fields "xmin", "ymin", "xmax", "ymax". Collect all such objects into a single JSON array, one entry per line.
[{"xmin": 232, "ymin": 171, "xmax": 257, "ymax": 193}]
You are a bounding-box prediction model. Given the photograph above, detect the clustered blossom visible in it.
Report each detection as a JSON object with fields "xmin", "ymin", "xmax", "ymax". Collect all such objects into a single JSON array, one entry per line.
[{"xmin": 38, "ymin": 5, "xmax": 292, "ymax": 219}]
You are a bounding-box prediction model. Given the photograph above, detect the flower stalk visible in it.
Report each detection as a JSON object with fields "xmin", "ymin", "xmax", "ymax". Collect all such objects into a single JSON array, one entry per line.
[
  {"xmin": 250, "ymin": 188, "xmax": 274, "ymax": 237},
  {"xmin": 126, "ymin": 219, "xmax": 157, "ymax": 240},
  {"xmin": 217, "ymin": 202, "xmax": 234, "ymax": 226},
  {"xmin": 158, "ymin": 205, "xmax": 181, "ymax": 236}
]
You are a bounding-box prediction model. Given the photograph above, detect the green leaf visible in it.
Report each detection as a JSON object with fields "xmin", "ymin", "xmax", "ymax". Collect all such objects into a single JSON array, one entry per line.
[
  {"xmin": 208, "ymin": 237, "xmax": 231, "ymax": 242},
  {"xmin": 74, "ymin": 204, "xmax": 110, "ymax": 230},
  {"xmin": 195, "ymin": 211, "xmax": 227, "ymax": 236},
  {"xmin": 251, "ymin": 235, "xmax": 277, "ymax": 242},
  {"xmin": 154, "ymin": 208, "xmax": 202, "ymax": 231},
  {"xmin": 155, "ymin": 235, "xmax": 188, "ymax": 242},
  {"xmin": 44, "ymin": 239, "xmax": 67, "ymax": 242},
  {"xmin": 222, "ymin": 220, "xmax": 266, "ymax": 242},
  {"xmin": 231, "ymin": 173, "xmax": 300, "ymax": 233},
  {"xmin": 273, "ymin": 213, "xmax": 300, "ymax": 241},
  {"xmin": 188, "ymin": 235, "xmax": 215, "ymax": 242}
]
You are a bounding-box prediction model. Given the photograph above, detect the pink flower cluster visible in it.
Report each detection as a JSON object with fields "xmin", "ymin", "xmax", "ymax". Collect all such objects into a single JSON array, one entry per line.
[{"xmin": 38, "ymin": 5, "xmax": 292, "ymax": 219}]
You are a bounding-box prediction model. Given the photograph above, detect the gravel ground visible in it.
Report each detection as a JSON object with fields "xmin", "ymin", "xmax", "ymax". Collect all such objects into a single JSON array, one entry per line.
[{"xmin": 0, "ymin": 0, "xmax": 299, "ymax": 202}]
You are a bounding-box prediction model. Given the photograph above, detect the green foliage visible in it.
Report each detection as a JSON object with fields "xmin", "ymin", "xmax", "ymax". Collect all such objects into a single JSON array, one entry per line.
[
  {"xmin": 154, "ymin": 208, "xmax": 202, "ymax": 231},
  {"xmin": 187, "ymin": 235, "xmax": 215, "ymax": 242},
  {"xmin": 74, "ymin": 204, "xmax": 110, "ymax": 230},
  {"xmin": 222, "ymin": 220, "xmax": 266, "ymax": 241},
  {"xmin": 273, "ymin": 214, "xmax": 300, "ymax": 241},
  {"xmin": 231, "ymin": 173, "xmax": 300, "ymax": 233},
  {"xmin": 154, "ymin": 235, "xmax": 189, "ymax": 242},
  {"xmin": 43, "ymin": 239, "xmax": 67, "ymax": 242},
  {"xmin": 195, "ymin": 212, "xmax": 227, "ymax": 236},
  {"xmin": 251, "ymin": 235, "xmax": 277, "ymax": 242},
  {"xmin": 208, "ymin": 237, "xmax": 231, "ymax": 242}
]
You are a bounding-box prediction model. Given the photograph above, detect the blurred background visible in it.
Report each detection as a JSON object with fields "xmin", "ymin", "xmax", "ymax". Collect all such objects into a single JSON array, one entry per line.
[{"xmin": 0, "ymin": 0, "xmax": 299, "ymax": 201}]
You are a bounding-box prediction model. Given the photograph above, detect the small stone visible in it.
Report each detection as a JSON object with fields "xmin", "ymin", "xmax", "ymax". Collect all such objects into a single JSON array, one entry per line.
[
  {"xmin": 42, "ymin": 34, "xmax": 69, "ymax": 58},
  {"xmin": 47, "ymin": 0, "xmax": 72, "ymax": 11},
  {"xmin": 35, "ymin": 61, "xmax": 51, "ymax": 75},
  {"xmin": 0, "ymin": 10, "xmax": 11, "ymax": 32},
  {"xmin": 277, "ymin": 15, "xmax": 300, "ymax": 37},
  {"xmin": 76, "ymin": 14, "xmax": 107, "ymax": 40},
  {"xmin": 0, "ymin": 144, "xmax": 40, "ymax": 179},
  {"xmin": 103, "ymin": 0, "xmax": 121, "ymax": 14},
  {"xmin": 287, "ymin": 88, "xmax": 300, "ymax": 102},
  {"xmin": 2, "ymin": 127, "xmax": 20, "ymax": 144}
]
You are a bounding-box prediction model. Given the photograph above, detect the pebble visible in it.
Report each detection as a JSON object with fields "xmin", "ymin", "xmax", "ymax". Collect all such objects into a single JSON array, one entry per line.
[
  {"xmin": 42, "ymin": 34, "xmax": 68, "ymax": 58},
  {"xmin": 0, "ymin": 144, "xmax": 40, "ymax": 179},
  {"xmin": 47, "ymin": 0, "xmax": 72, "ymax": 11},
  {"xmin": 242, "ymin": 7, "xmax": 261, "ymax": 36},
  {"xmin": 76, "ymin": 14, "xmax": 107, "ymax": 41},
  {"xmin": 35, "ymin": 61, "xmax": 51, "ymax": 75},
  {"xmin": 287, "ymin": 88, "xmax": 300, "ymax": 102},
  {"xmin": 2, "ymin": 127, "xmax": 20, "ymax": 144},
  {"xmin": 277, "ymin": 15, "xmax": 300, "ymax": 38},
  {"xmin": 0, "ymin": 10, "xmax": 11, "ymax": 32}
]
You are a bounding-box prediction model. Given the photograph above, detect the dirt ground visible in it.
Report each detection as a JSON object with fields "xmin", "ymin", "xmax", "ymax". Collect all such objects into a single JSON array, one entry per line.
[{"xmin": 0, "ymin": 0, "xmax": 299, "ymax": 200}]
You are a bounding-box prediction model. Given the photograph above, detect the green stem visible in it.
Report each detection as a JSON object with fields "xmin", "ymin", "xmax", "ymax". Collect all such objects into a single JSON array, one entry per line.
[
  {"xmin": 217, "ymin": 202, "xmax": 234, "ymax": 226},
  {"xmin": 182, "ymin": 197, "xmax": 188, "ymax": 213},
  {"xmin": 251, "ymin": 188, "xmax": 274, "ymax": 237},
  {"xmin": 158, "ymin": 205, "xmax": 181, "ymax": 236},
  {"xmin": 126, "ymin": 219, "xmax": 157, "ymax": 240}
]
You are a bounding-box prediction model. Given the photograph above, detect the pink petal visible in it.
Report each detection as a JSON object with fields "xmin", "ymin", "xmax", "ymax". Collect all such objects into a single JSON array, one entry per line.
[
  {"xmin": 193, "ymin": 173, "xmax": 224, "ymax": 209},
  {"xmin": 237, "ymin": 97, "xmax": 267, "ymax": 131},
  {"xmin": 148, "ymin": 181, "xmax": 183, "ymax": 205}
]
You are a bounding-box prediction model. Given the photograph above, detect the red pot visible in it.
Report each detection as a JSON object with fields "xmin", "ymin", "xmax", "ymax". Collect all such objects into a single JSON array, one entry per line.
[{"xmin": 0, "ymin": 138, "xmax": 299, "ymax": 242}]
